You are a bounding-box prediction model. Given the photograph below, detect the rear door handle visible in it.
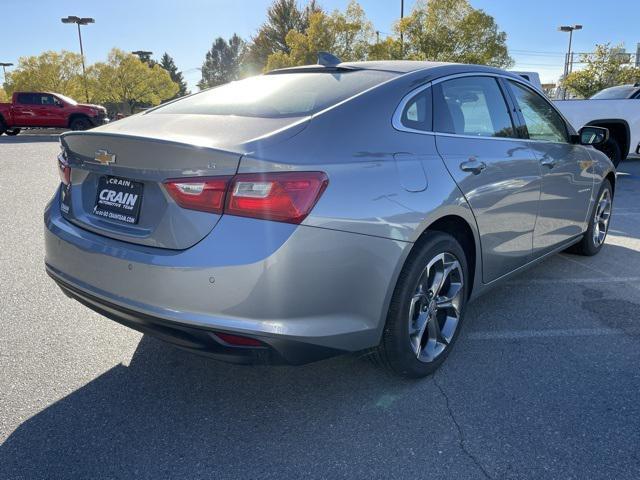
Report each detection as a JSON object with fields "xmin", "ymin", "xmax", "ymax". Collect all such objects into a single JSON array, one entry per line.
[
  {"xmin": 460, "ymin": 160, "xmax": 486, "ymax": 175},
  {"xmin": 540, "ymin": 158, "xmax": 557, "ymax": 168}
]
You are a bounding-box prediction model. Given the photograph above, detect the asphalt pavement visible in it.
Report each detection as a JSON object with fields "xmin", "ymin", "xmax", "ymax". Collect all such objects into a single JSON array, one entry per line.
[{"xmin": 1, "ymin": 134, "xmax": 639, "ymax": 479}]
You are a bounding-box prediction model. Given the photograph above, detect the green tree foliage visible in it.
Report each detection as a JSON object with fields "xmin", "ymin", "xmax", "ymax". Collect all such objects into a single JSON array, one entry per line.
[
  {"xmin": 562, "ymin": 44, "xmax": 640, "ymax": 98},
  {"xmin": 160, "ymin": 52, "xmax": 188, "ymax": 99},
  {"xmin": 0, "ymin": 87, "xmax": 8, "ymax": 102},
  {"xmin": 89, "ymin": 49, "xmax": 178, "ymax": 112},
  {"xmin": 265, "ymin": 1, "xmax": 374, "ymax": 70},
  {"xmin": 398, "ymin": 0, "xmax": 512, "ymax": 67},
  {"xmin": 3, "ymin": 50, "xmax": 86, "ymax": 99},
  {"xmin": 198, "ymin": 34, "xmax": 246, "ymax": 89},
  {"xmin": 245, "ymin": 0, "xmax": 322, "ymax": 72}
]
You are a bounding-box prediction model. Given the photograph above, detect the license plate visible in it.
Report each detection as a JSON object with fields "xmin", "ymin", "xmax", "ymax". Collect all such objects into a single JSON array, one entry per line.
[{"xmin": 93, "ymin": 176, "xmax": 143, "ymax": 224}]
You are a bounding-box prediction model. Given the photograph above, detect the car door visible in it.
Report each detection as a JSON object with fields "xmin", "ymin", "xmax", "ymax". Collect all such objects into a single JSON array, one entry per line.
[
  {"xmin": 39, "ymin": 94, "xmax": 67, "ymax": 127},
  {"xmin": 11, "ymin": 93, "xmax": 38, "ymax": 126},
  {"xmin": 505, "ymin": 79, "xmax": 594, "ymax": 255},
  {"xmin": 433, "ymin": 75, "xmax": 542, "ymax": 283}
]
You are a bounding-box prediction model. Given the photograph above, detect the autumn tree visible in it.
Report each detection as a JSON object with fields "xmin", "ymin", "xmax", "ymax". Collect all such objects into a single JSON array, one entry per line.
[
  {"xmin": 562, "ymin": 44, "xmax": 640, "ymax": 98},
  {"xmin": 265, "ymin": 1, "xmax": 374, "ymax": 70},
  {"xmin": 198, "ymin": 34, "xmax": 246, "ymax": 89},
  {"xmin": 398, "ymin": 0, "xmax": 512, "ymax": 67},
  {"xmin": 89, "ymin": 49, "xmax": 178, "ymax": 113},
  {"xmin": 245, "ymin": 0, "xmax": 322, "ymax": 72},
  {"xmin": 3, "ymin": 51, "xmax": 86, "ymax": 100},
  {"xmin": 160, "ymin": 52, "xmax": 188, "ymax": 99}
]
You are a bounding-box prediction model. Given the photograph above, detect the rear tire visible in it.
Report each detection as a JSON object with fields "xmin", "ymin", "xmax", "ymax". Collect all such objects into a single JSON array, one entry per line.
[
  {"xmin": 5, "ymin": 128, "xmax": 20, "ymax": 136},
  {"xmin": 70, "ymin": 117, "xmax": 92, "ymax": 131},
  {"xmin": 373, "ymin": 231, "xmax": 469, "ymax": 378},
  {"xmin": 0, "ymin": 118, "xmax": 6, "ymax": 135},
  {"xmin": 598, "ymin": 138, "xmax": 622, "ymax": 168},
  {"xmin": 567, "ymin": 179, "xmax": 613, "ymax": 256}
]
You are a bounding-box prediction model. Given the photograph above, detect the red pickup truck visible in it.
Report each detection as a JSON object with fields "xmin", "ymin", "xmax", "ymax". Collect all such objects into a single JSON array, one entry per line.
[{"xmin": 0, "ymin": 92, "xmax": 108, "ymax": 136}]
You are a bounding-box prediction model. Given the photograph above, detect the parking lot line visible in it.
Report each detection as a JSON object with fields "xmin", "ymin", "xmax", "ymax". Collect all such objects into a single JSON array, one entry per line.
[
  {"xmin": 466, "ymin": 327, "xmax": 636, "ymax": 340},
  {"xmin": 506, "ymin": 276, "xmax": 640, "ymax": 285}
]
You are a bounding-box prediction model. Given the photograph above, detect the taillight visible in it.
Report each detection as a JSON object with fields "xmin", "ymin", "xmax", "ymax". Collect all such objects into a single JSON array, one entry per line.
[
  {"xmin": 164, "ymin": 172, "xmax": 328, "ymax": 224},
  {"xmin": 57, "ymin": 152, "xmax": 70, "ymax": 185},
  {"xmin": 164, "ymin": 176, "xmax": 232, "ymax": 214},
  {"xmin": 226, "ymin": 172, "xmax": 328, "ymax": 224}
]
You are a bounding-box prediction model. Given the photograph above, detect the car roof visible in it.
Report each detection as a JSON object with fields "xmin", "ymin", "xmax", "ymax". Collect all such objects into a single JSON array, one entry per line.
[{"xmin": 269, "ymin": 60, "xmax": 523, "ymax": 82}]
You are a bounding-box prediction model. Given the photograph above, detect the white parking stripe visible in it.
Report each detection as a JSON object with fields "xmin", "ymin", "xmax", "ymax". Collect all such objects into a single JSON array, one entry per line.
[
  {"xmin": 466, "ymin": 327, "xmax": 636, "ymax": 340},
  {"xmin": 506, "ymin": 277, "xmax": 640, "ymax": 285}
]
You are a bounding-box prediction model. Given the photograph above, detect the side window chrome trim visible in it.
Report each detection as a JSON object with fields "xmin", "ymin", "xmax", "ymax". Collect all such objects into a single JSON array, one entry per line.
[
  {"xmin": 392, "ymin": 71, "xmax": 574, "ymax": 143},
  {"xmin": 392, "ymin": 82, "xmax": 432, "ymax": 134}
]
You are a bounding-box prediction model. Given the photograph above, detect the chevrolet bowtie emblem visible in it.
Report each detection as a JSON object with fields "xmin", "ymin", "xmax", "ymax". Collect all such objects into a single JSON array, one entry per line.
[{"xmin": 94, "ymin": 150, "xmax": 116, "ymax": 165}]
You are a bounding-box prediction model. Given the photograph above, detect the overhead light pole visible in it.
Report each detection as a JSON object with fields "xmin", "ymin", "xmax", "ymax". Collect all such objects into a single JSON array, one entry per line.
[
  {"xmin": 0, "ymin": 62, "xmax": 13, "ymax": 82},
  {"xmin": 559, "ymin": 24, "xmax": 582, "ymax": 99},
  {"xmin": 61, "ymin": 16, "xmax": 95, "ymax": 102},
  {"xmin": 400, "ymin": 0, "xmax": 405, "ymax": 58},
  {"xmin": 132, "ymin": 50, "xmax": 154, "ymax": 64}
]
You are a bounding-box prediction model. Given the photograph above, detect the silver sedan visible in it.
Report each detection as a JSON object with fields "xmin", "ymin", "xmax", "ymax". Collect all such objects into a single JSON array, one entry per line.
[{"xmin": 45, "ymin": 59, "xmax": 615, "ymax": 377}]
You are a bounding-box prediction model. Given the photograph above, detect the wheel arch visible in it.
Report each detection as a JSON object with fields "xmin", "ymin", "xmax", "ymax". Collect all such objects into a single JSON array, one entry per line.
[
  {"xmin": 586, "ymin": 119, "xmax": 630, "ymax": 160},
  {"xmin": 413, "ymin": 214, "xmax": 479, "ymax": 299},
  {"xmin": 67, "ymin": 113, "xmax": 91, "ymax": 128}
]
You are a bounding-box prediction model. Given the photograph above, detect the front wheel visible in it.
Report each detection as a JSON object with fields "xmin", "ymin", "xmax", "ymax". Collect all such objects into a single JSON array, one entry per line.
[
  {"xmin": 568, "ymin": 179, "xmax": 613, "ymax": 256},
  {"xmin": 373, "ymin": 231, "xmax": 469, "ymax": 378},
  {"xmin": 5, "ymin": 128, "xmax": 20, "ymax": 136},
  {"xmin": 70, "ymin": 117, "xmax": 92, "ymax": 131}
]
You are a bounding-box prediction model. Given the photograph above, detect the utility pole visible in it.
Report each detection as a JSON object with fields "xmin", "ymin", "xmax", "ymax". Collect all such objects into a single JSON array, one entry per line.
[
  {"xmin": 558, "ymin": 24, "xmax": 582, "ymax": 99},
  {"xmin": 61, "ymin": 16, "xmax": 95, "ymax": 102}
]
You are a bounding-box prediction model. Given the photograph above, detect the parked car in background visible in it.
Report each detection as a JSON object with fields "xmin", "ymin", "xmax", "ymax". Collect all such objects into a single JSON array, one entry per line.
[
  {"xmin": 0, "ymin": 92, "xmax": 108, "ymax": 136},
  {"xmin": 510, "ymin": 71, "xmax": 543, "ymax": 91},
  {"xmin": 554, "ymin": 83, "xmax": 640, "ymax": 166},
  {"xmin": 45, "ymin": 60, "xmax": 615, "ymax": 378}
]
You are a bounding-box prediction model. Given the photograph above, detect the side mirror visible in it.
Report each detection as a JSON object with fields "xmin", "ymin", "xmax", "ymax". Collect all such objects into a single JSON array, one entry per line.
[{"xmin": 578, "ymin": 126, "xmax": 608, "ymax": 146}]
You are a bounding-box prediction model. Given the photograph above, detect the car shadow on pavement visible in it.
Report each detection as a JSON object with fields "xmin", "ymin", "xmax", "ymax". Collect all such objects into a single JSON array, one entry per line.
[{"xmin": 0, "ymin": 336, "xmax": 429, "ymax": 479}]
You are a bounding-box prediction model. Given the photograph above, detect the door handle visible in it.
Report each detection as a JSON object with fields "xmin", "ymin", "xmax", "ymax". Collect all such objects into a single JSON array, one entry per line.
[
  {"xmin": 540, "ymin": 157, "xmax": 557, "ymax": 168},
  {"xmin": 460, "ymin": 160, "xmax": 486, "ymax": 175}
]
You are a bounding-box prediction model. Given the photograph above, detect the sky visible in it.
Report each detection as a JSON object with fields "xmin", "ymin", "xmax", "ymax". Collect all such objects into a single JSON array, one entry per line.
[{"xmin": 1, "ymin": 0, "xmax": 639, "ymax": 91}]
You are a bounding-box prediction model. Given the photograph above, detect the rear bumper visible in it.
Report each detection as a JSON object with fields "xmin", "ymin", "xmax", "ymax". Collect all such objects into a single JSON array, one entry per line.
[
  {"xmin": 48, "ymin": 269, "xmax": 341, "ymax": 364},
  {"xmin": 44, "ymin": 188, "xmax": 409, "ymax": 364}
]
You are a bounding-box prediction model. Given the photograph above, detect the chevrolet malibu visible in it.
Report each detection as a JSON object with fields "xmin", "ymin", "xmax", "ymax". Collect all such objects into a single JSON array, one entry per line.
[{"xmin": 45, "ymin": 59, "xmax": 615, "ymax": 378}]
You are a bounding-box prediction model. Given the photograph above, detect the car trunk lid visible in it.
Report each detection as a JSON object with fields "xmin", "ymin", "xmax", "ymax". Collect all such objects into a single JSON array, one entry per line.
[{"xmin": 59, "ymin": 114, "xmax": 308, "ymax": 249}]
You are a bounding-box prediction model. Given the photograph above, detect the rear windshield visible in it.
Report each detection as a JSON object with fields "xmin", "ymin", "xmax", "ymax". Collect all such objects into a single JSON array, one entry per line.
[
  {"xmin": 151, "ymin": 70, "xmax": 396, "ymax": 118},
  {"xmin": 590, "ymin": 85, "xmax": 636, "ymax": 99}
]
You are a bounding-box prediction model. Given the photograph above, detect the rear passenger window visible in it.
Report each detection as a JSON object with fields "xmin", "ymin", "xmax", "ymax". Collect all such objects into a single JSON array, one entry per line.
[
  {"xmin": 400, "ymin": 88, "xmax": 432, "ymax": 131},
  {"xmin": 17, "ymin": 93, "xmax": 35, "ymax": 105},
  {"xmin": 433, "ymin": 76, "xmax": 515, "ymax": 138}
]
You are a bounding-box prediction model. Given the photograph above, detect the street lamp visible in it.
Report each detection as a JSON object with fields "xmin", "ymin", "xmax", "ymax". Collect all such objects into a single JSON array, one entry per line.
[
  {"xmin": 0, "ymin": 62, "xmax": 13, "ymax": 81},
  {"xmin": 61, "ymin": 16, "xmax": 95, "ymax": 102},
  {"xmin": 132, "ymin": 51, "xmax": 154, "ymax": 64},
  {"xmin": 559, "ymin": 24, "xmax": 582, "ymax": 99}
]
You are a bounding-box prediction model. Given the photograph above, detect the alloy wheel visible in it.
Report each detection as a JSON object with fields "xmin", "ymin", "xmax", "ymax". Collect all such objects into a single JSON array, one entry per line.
[
  {"xmin": 408, "ymin": 252, "xmax": 464, "ymax": 363},
  {"xmin": 593, "ymin": 189, "xmax": 612, "ymax": 247}
]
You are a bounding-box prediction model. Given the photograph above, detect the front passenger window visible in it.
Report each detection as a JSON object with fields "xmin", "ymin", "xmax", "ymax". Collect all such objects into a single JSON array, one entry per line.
[{"xmin": 508, "ymin": 80, "xmax": 568, "ymax": 143}]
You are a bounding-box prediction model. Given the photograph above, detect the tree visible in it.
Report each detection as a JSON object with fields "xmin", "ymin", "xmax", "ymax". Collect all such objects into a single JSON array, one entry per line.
[
  {"xmin": 3, "ymin": 50, "xmax": 86, "ymax": 100},
  {"xmin": 245, "ymin": 0, "xmax": 322, "ymax": 73},
  {"xmin": 265, "ymin": 1, "xmax": 374, "ymax": 70},
  {"xmin": 398, "ymin": 0, "xmax": 512, "ymax": 67},
  {"xmin": 160, "ymin": 52, "xmax": 188, "ymax": 99},
  {"xmin": 562, "ymin": 44, "xmax": 640, "ymax": 98},
  {"xmin": 89, "ymin": 49, "xmax": 178, "ymax": 113},
  {"xmin": 0, "ymin": 87, "xmax": 8, "ymax": 102},
  {"xmin": 198, "ymin": 34, "xmax": 246, "ymax": 89}
]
